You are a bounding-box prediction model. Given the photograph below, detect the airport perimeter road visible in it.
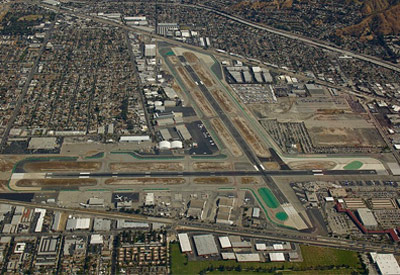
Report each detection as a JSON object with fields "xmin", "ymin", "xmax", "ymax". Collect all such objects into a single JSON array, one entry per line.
[
  {"xmin": 1, "ymin": 199, "xmax": 398, "ymax": 254},
  {"xmin": 46, "ymin": 169, "xmax": 377, "ymax": 179}
]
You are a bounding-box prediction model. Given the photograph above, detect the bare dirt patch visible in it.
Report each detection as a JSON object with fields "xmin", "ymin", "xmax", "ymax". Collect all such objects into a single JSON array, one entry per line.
[
  {"xmin": 183, "ymin": 52, "xmax": 198, "ymax": 63},
  {"xmin": 192, "ymin": 63, "xmax": 215, "ymax": 87},
  {"xmin": 241, "ymin": 177, "xmax": 259, "ymax": 184},
  {"xmin": 0, "ymin": 159, "xmax": 18, "ymax": 172},
  {"xmin": 110, "ymin": 162, "xmax": 183, "ymax": 172},
  {"xmin": 0, "ymin": 180, "xmax": 8, "ymax": 191},
  {"xmin": 211, "ymin": 119, "xmax": 242, "ymax": 157},
  {"xmin": 24, "ymin": 161, "xmax": 101, "ymax": 172},
  {"xmin": 193, "ymin": 162, "xmax": 232, "ymax": 171},
  {"xmin": 308, "ymin": 127, "xmax": 385, "ymax": 148},
  {"xmin": 177, "ymin": 67, "xmax": 196, "ymax": 89},
  {"xmin": 192, "ymin": 89, "xmax": 215, "ymax": 117},
  {"xmin": 211, "ymin": 89, "xmax": 235, "ymax": 114},
  {"xmin": 233, "ymin": 117, "xmax": 271, "ymax": 158},
  {"xmin": 193, "ymin": 177, "xmax": 229, "ymax": 184},
  {"xmin": 288, "ymin": 161, "xmax": 337, "ymax": 170},
  {"xmin": 263, "ymin": 162, "xmax": 280, "ymax": 170},
  {"xmin": 16, "ymin": 178, "xmax": 96, "ymax": 187},
  {"xmin": 105, "ymin": 178, "xmax": 185, "ymax": 185}
]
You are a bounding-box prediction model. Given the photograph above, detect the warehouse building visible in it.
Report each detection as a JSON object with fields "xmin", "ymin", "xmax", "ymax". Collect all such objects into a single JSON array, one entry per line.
[
  {"xmin": 193, "ymin": 235, "xmax": 218, "ymax": 256},
  {"xmin": 119, "ymin": 136, "xmax": 151, "ymax": 143},
  {"xmin": 218, "ymin": 236, "xmax": 232, "ymax": 249},
  {"xmin": 357, "ymin": 208, "xmax": 378, "ymax": 229},
  {"xmin": 269, "ymin": 252, "xmax": 285, "ymax": 262},
  {"xmin": 144, "ymin": 44, "xmax": 156, "ymax": 57},
  {"xmin": 370, "ymin": 253, "xmax": 400, "ymax": 275},
  {"xmin": 236, "ymin": 253, "xmax": 261, "ymax": 262},
  {"xmin": 66, "ymin": 218, "xmax": 91, "ymax": 231},
  {"xmin": 178, "ymin": 233, "xmax": 192, "ymax": 253},
  {"xmin": 176, "ymin": 124, "xmax": 192, "ymax": 141}
]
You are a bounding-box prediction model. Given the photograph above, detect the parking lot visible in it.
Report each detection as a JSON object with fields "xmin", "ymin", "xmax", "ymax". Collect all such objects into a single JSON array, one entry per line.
[{"xmin": 187, "ymin": 121, "xmax": 218, "ymax": 155}]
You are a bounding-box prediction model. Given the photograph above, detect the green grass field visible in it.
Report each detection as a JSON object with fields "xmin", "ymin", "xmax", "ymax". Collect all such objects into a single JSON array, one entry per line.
[
  {"xmin": 275, "ymin": 212, "xmax": 288, "ymax": 221},
  {"xmin": 343, "ymin": 161, "xmax": 363, "ymax": 170},
  {"xmin": 170, "ymin": 243, "xmax": 363, "ymax": 275},
  {"xmin": 258, "ymin": 188, "xmax": 280, "ymax": 209}
]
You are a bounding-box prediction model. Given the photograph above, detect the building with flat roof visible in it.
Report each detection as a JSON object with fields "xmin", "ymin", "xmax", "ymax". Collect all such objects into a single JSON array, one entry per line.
[
  {"xmin": 178, "ymin": 233, "xmax": 192, "ymax": 253},
  {"xmin": 144, "ymin": 44, "xmax": 156, "ymax": 57},
  {"xmin": 370, "ymin": 253, "xmax": 400, "ymax": 275},
  {"xmin": 66, "ymin": 218, "xmax": 91, "ymax": 231},
  {"xmin": 218, "ymin": 236, "xmax": 231, "ymax": 249},
  {"xmin": 193, "ymin": 235, "xmax": 218, "ymax": 256},
  {"xmin": 236, "ymin": 253, "xmax": 261, "ymax": 262},
  {"xmin": 252, "ymin": 207, "xmax": 260, "ymax": 218},
  {"xmin": 357, "ymin": 208, "xmax": 378, "ymax": 228},
  {"xmin": 221, "ymin": 252, "xmax": 236, "ymax": 260},
  {"xmin": 269, "ymin": 252, "xmax": 285, "ymax": 262}
]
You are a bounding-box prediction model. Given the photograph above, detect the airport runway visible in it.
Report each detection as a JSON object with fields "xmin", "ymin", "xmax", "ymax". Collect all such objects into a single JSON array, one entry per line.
[
  {"xmin": 177, "ymin": 56, "xmax": 290, "ymax": 203},
  {"xmin": 47, "ymin": 169, "xmax": 377, "ymax": 179}
]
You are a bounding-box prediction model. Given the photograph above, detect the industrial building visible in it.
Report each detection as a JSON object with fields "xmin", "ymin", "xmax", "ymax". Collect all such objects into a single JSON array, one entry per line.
[
  {"xmin": 218, "ymin": 236, "xmax": 232, "ymax": 249},
  {"xmin": 93, "ymin": 218, "xmax": 111, "ymax": 231},
  {"xmin": 269, "ymin": 252, "xmax": 285, "ymax": 262},
  {"xmin": 370, "ymin": 253, "xmax": 400, "ymax": 275},
  {"xmin": 187, "ymin": 199, "xmax": 206, "ymax": 220},
  {"xmin": 144, "ymin": 44, "xmax": 156, "ymax": 57},
  {"xmin": 175, "ymin": 124, "xmax": 192, "ymax": 141},
  {"xmin": 236, "ymin": 253, "xmax": 261, "ymax": 262},
  {"xmin": 119, "ymin": 136, "xmax": 151, "ymax": 143},
  {"xmin": 252, "ymin": 207, "xmax": 260, "ymax": 218},
  {"xmin": 178, "ymin": 233, "xmax": 192, "ymax": 253},
  {"xmin": 357, "ymin": 208, "xmax": 378, "ymax": 228},
  {"xmin": 157, "ymin": 23, "xmax": 179, "ymax": 36},
  {"xmin": 193, "ymin": 235, "xmax": 218, "ymax": 256},
  {"xmin": 66, "ymin": 218, "xmax": 91, "ymax": 231}
]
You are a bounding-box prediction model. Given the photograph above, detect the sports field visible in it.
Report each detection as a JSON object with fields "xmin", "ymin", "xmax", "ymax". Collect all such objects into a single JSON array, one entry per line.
[{"xmin": 258, "ymin": 188, "xmax": 280, "ymax": 209}]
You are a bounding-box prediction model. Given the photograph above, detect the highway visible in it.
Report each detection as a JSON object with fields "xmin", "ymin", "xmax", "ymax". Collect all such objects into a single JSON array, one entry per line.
[
  {"xmin": 59, "ymin": 0, "xmax": 400, "ymax": 73},
  {"xmin": 190, "ymin": 3, "xmax": 400, "ymax": 73}
]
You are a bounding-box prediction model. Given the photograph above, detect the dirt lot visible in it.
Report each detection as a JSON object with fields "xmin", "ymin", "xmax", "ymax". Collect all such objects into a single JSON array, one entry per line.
[
  {"xmin": 183, "ymin": 52, "xmax": 198, "ymax": 63},
  {"xmin": 308, "ymin": 127, "xmax": 385, "ymax": 147},
  {"xmin": 24, "ymin": 161, "xmax": 101, "ymax": 172},
  {"xmin": 211, "ymin": 119, "xmax": 242, "ymax": 157},
  {"xmin": 192, "ymin": 89, "xmax": 216, "ymax": 117},
  {"xmin": 263, "ymin": 162, "xmax": 281, "ymax": 170},
  {"xmin": 0, "ymin": 180, "xmax": 8, "ymax": 191},
  {"xmin": 193, "ymin": 177, "xmax": 229, "ymax": 184},
  {"xmin": 193, "ymin": 63, "xmax": 215, "ymax": 87},
  {"xmin": 110, "ymin": 162, "xmax": 183, "ymax": 172},
  {"xmin": 193, "ymin": 162, "xmax": 232, "ymax": 171},
  {"xmin": 288, "ymin": 161, "xmax": 337, "ymax": 170},
  {"xmin": 211, "ymin": 89, "xmax": 235, "ymax": 114},
  {"xmin": 183, "ymin": 52, "xmax": 215, "ymax": 87},
  {"xmin": 15, "ymin": 178, "xmax": 96, "ymax": 187},
  {"xmin": 0, "ymin": 158, "xmax": 18, "ymax": 172},
  {"xmin": 177, "ymin": 66, "xmax": 196, "ymax": 89},
  {"xmin": 233, "ymin": 117, "xmax": 271, "ymax": 158},
  {"xmin": 105, "ymin": 178, "xmax": 185, "ymax": 185},
  {"xmin": 241, "ymin": 177, "xmax": 259, "ymax": 184}
]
